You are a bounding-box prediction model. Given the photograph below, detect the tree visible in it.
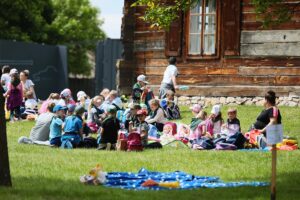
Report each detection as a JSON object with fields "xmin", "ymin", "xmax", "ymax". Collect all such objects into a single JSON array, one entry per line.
[
  {"xmin": 0, "ymin": 71, "xmax": 12, "ymax": 187},
  {"xmin": 49, "ymin": 0, "xmax": 105, "ymax": 75},
  {"xmin": 132, "ymin": 0, "xmax": 299, "ymax": 29},
  {"xmin": 0, "ymin": 0, "xmax": 54, "ymax": 42},
  {"xmin": 0, "ymin": 0, "xmax": 105, "ymax": 76}
]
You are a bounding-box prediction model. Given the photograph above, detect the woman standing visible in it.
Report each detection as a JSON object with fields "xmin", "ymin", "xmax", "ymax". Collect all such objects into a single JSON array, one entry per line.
[{"xmin": 20, "ymin": 70, "xmax": 36, "ymax": 100}]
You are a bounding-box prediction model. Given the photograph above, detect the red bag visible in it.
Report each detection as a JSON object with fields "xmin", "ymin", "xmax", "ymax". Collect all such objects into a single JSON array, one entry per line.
[
  {"xmin": 117, "ymin": 131, "xmax": 128, "ymax": 151},
  {"xmin": 127, "ymin": 132, "xmax": 143, "ymax": 151},
  {"xmin": 244, "ymin": 130, "xmax": 261, "ymax": 145}
]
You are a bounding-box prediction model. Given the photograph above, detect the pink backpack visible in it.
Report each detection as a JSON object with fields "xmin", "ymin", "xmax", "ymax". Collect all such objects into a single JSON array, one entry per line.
[{"xmin": 127, "ymin": 132, "xmax": 143, "ymax": 151}]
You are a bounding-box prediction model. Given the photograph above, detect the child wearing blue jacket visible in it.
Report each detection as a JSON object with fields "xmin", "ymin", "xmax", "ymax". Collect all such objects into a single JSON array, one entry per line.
[{"xmin": 61, "ymin": 105, "xmax": 85, "ymax": 148}]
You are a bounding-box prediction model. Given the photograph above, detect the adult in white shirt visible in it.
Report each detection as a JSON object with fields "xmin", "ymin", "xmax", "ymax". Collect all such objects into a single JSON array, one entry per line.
[
  {"xmin": 20, "ymin": 70, "xmax": 37, "ymax": 99},
  {"xmin": 159, "ymin": 57, "xmax": 179, "ymax": 99},
  {"xmin": 1, "ymin": 65, "xmax": 11, "ymax": 91}
]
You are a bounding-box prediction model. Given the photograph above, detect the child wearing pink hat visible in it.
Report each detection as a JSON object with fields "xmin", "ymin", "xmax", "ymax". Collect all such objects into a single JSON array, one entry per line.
[
  {"xmin": 189, "ymin": 104, "xmax": 203, "ymax": 131},
  {"xmin": 57, "ymin": 88, "xmax": 76, "ymax": 106}
]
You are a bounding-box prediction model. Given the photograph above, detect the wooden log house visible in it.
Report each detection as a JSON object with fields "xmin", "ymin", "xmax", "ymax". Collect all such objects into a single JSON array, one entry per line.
[{"xmin": 117, "ymin": 0, "xmax": 300, "ymax": 97}]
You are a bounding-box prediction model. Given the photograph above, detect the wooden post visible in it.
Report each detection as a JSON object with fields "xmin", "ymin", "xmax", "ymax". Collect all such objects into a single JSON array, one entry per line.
[
  {"xmin": 0, "ymin": 71, "xmax": 12, "ymax": 187},
  {"xmin": 271, "ymin": 144, "xmax": 277, "ymax": 200}
]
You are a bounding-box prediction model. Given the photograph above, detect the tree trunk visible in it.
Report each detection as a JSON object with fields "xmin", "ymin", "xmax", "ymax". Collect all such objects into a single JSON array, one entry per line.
[{"xmin": 0, "ymin": 71, "xmax": 12, "ymax": 187}]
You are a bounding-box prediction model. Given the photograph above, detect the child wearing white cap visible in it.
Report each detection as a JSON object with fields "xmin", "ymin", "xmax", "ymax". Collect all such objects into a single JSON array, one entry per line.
[
  {"xmin": 132, "ymin": 74, "xmax": 149, "ymax": 103},
  {"xmin": 206, "ymin": 105, "xmax": 224, "ymax": 137},
  {"xmin": 77, "ymin": 91, "xmax": 90, "ymax": 111}
]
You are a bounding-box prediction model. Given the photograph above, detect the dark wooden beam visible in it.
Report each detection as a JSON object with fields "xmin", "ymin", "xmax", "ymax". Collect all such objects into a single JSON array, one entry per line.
[{"xmin": 0, "ymin": 70, "xmax": 12, "ymax": 187}]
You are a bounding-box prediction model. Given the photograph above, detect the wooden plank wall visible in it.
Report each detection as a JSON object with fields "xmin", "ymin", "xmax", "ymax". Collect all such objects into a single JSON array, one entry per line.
[
  {"xmin": 241, "ymin": 0, "xmax": 300, "ymax": 56},
  {"xmin": 118, "ymin": 0, "xmax": 300, "ymax": 97},
  {"xmin": 242, "ymin": 0, "xmax": 300, "ymax": 30}
]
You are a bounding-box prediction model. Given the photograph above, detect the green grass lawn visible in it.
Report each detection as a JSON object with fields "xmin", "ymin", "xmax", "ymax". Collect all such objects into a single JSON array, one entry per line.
[{"xmin": 1, "ymin": 106, "xmax": 300, "ymax": 200}]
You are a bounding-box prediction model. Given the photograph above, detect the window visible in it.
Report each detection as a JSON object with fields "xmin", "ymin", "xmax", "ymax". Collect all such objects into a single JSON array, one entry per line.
[{"xmin": 187, "ymin": 0, "xmax": 218, "ymax": 57}]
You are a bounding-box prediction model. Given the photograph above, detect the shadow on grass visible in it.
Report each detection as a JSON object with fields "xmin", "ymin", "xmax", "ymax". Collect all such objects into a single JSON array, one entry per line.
[
  {"xmin": 0, "ymin": 172, "xmax": 299, "ymax": 200},
  {"xmin": 0, "ymin": 177, "xmax": 267, "ymax": 200}
]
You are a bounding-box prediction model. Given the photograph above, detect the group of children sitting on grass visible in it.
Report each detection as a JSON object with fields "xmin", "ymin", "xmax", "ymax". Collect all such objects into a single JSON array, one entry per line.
[{"xmin": 14, "ymin": 72, "xmax": 253, "ymax": 151}]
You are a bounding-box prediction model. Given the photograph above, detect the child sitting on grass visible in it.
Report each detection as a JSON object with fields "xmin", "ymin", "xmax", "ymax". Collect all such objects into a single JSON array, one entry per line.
[
  {"xmin": 21, "ymin": 91, "xmax": 38, "ymax": 120},
  {"xmin": 161, "ymin": 90, "xmax": 180, "ymax": 120},
  {"xmin": 49, "ymin": 105, "xmax": 67, "ymax": 147},
  {"xmin": 39, "ymin": 93, "xmax": 60, "ymax": 114},
  {"xmin": 86, "ymin": 95, "xmax": 105, "ymax": 133},
  {"xmin": 206, "ymin": 105, "xmax": 223, "ymax": 138},
  {"xmin": 189, "ymin": 111, "xmax": 208, "ymax": 141},
  {"xmin": 132, "ymin": 74, "xmax": 149, "ymax": 103},
  {"xmin": 97, "ymin": 106, "xmax": 120, "ymax": 150},
  {"xmin": 66, "ymin": 104, "xmax": 75, "ymax": 116},
  {"xmin": 129, "ymin": 109, "xmax": 148, "ymax": 147},
  {"xmin": 146, "ymin": 99, "xmax": 167, "ymax": 132},
  {"xmin": 221, "ymin": 108, "xmax": 241, "ymax": 136},
  {"xmin": 189, "ymin": 104, "xmax": 203, "ymax": 132},
  {"xmin": 61, "ymin": 105, "xmax": 85, "ymax": 148},
  {"xmin": 108, "ymin": 90, "xmax": 123, "ymax": 111},
  {"xmin": 77, "ymin": 91, "xmax": 90, "ymax": 111},
  {"xmin": 125, "ymin": 103, "xmax": 141, "ymax": 130},
  {"xmin": 58, "ymin": 88, "xmax": 76, "ymax": 106}
]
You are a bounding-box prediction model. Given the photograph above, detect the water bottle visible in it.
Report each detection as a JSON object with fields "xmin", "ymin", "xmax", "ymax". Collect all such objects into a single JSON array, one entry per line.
[{"xmin": 179, "ymin": 85, "xmax": 189, "ymax": 91}]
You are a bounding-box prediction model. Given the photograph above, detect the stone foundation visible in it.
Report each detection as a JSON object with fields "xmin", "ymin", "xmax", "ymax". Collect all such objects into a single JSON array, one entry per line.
[{"xmin": 174, "ymin": 96, "xmax": 300, "ymax": 107}]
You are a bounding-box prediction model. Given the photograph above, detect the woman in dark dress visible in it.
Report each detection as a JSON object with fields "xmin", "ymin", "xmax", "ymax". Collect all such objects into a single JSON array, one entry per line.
[{"xmin": 252, "ymin": 90, "xmax": 282, "ymax": 135}]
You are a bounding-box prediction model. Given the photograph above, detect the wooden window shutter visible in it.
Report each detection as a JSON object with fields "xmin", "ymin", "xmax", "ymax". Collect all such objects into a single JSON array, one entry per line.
[
  {"xmin": 165, "ymin": 12, "xmax": 183, "ymax": 57},
  {"xmin": 222, "ymin": 0, "xmax": 241, "ymax": 56}
]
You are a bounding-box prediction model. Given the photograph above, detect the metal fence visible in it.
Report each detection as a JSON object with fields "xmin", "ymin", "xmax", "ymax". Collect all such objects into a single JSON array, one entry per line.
[
  {"xmin": 0, "ymin": 39, "xmax": 123, "ymax": 99},
  {"xmin": 95, "ymin": 39, "xmax": 123, "ymax": 94},
  {"xmin": 0, "ymin": 40, "xmax": 68, "ymax": 100}
]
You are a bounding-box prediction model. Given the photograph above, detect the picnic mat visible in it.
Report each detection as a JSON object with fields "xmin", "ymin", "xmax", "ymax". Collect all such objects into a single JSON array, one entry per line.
[{"xmin": 104, "ymin": 168, "xmax": 269, "ymax": 190}]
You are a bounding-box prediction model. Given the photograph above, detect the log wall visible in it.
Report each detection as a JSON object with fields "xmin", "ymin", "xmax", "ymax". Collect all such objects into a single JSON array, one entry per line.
[{"xmin": 118, "ymin": 0, "xmax": 300, "ymax": 97}]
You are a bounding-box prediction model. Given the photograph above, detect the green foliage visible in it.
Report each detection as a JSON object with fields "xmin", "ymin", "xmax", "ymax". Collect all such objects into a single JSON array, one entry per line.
[
  {"xmin": 0, "ymin": 0, "xmax": 54, "ymax": 42},
  {"xmin": 133, "ymin": 0, "xmax": 295, "ymax": 29},
  {"xmin": 251, "ymin": 0, "xmax": 292, "ymax": 28},
  {"xmin": 50, "ymin": 0, "xmax": 105, "ymax": 75},
  {"xmin": 0, "ymin": 0, "xmax": 105, "ymax": 76},
  {"xmin": 0, "ymin": 105, "xmax": 300, "ymax": 199},
  {"xmin": 132, "ymin": 0, "xmax": 197, "ymax": 29}
]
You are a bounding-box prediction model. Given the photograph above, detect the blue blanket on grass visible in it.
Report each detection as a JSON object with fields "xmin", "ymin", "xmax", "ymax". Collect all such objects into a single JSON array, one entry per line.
[{"xmin": 104, "ymin": 168, "xmax": 269, "ymax": 190}]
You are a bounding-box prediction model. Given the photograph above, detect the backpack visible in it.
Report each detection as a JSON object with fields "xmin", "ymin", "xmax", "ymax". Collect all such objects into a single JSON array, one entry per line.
[
  {"xmin": 116, "ymin": 130, "xmax": 128, "ymax": 151},
  {"xmin": 166, "ymin": 104, "xmax": 181, "ymax": 120},
  {"xmin": 127, "ymin": 132, "xmax": 143, "ymax": 151}
]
